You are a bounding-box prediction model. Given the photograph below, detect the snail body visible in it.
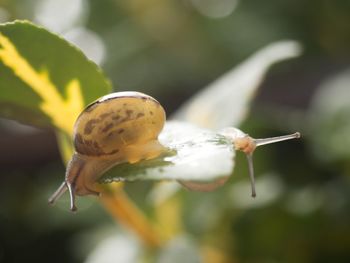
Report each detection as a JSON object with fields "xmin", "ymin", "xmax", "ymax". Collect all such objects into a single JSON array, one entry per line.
[
  {"xmin": 49, "ymin": 91, "xmax": 166, "ymax": 211},
  {"xmin": 49, "ymin": 91, "xmax": 300, "ymax": 211}
]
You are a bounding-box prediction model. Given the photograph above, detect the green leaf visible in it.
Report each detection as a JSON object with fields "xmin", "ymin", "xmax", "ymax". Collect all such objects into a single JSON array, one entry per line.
[
  {"xmin": 99, "ymin": 121, "xmax": 235, "ymax": 184},
  {"xmin": 0, "ymin": 20, "xmax": 112, "ymax": 134},
  {"xmin": 173, "ymin": 40, "xmax": 302, "ymax": 129}
]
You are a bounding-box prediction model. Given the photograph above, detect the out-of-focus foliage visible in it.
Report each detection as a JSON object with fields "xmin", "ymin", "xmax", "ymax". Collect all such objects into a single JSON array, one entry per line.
[
  {"xmin": 0, "ymin": 0, "xmax": 350, "ymax": 263},
  {"xmin": 308, "ymin": 68, "xmax": 350, "ymax": 163},
  {"xmin": 173, "ymin": 40, "xmax": 301, "ymax": 129}
]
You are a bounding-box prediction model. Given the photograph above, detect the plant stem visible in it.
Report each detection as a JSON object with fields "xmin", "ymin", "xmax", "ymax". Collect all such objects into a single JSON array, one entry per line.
[{"xmin": 99, "ymin": 183, "xmax": 162, "ymax": 248}]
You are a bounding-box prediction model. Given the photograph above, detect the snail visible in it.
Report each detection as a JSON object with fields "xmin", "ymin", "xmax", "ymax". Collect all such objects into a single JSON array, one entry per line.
[
  {"xmin": 48, "ymin": 91, "xmax": 300, "ymax": 211},
  {"xmin": 180, "ymin": 128, "xmax": 300, "ymax": 195},
  {"xmin": 48, "ymin": 91, "xmax": 166, "ymax": 211}
]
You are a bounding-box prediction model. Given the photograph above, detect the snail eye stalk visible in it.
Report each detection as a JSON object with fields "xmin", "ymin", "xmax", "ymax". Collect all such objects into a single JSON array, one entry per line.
[
  {"xmin": 255, "ymin": 132, "xmax": 301, "ymax": 147},
  {"xmin": 67, "ymin": 182, "xmax": 77, "ymax": 212}
]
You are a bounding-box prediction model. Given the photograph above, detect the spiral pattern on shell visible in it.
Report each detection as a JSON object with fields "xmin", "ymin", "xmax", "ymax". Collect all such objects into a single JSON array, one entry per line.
[{"xmin": 73, "ymin": 92, "xmax": 166, "ymax": 157}]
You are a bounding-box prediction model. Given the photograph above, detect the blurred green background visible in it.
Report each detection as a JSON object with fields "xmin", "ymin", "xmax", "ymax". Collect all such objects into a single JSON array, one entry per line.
[{"xmin": 0, "ymin": 0, "xmax": 350, "ymax": 262}]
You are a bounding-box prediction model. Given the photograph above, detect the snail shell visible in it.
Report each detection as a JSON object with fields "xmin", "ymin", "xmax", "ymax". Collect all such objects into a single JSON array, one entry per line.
[{"xmin": 49, "ymin": 91, "xmax": 166, "ymax": 211}]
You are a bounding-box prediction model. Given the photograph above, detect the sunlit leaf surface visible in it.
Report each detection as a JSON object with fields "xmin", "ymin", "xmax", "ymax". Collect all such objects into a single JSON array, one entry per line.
[{"xmin": 99, "ymin": 121, "xmax": 235, "ymax": 183}]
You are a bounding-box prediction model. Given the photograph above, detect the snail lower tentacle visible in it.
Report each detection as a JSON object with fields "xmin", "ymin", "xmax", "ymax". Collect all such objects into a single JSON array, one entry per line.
[
  {"xmin": 66, "ymin": 182, "xmax": 77, "ymax": 212},
  {"xmin": 48, "ymin": 181, "xmax": 68, "ymax": 205}
]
